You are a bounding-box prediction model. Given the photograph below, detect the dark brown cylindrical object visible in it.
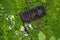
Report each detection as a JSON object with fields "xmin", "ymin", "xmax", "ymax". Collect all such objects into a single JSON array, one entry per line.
[{"xmin": 20, "ymin": 5, "xmax": 46, "ymax": 23}]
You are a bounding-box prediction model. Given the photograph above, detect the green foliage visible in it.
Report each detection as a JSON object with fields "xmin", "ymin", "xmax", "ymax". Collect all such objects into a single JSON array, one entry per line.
[{"xmin": 0, "ymin": 0, "xmax": 60, "ymax": 40}]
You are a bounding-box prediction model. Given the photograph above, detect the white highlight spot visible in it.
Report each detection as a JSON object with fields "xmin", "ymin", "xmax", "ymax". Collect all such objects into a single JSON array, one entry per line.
[
  {"xmin": 24, "ymin": 23, "xmax": 28, "ymax": 27},
  {"xmin": 9, "ymin": 27, "xmax": 12, "ymax": 30},
  {"xmin": 20, "ymin": 26, "xmax": 25, "ymax": 31},
  {"xmin": 13, "ymin": 22, "xmax": 15, "ymax": 26},
  {"xmin": 15, "ymin": 31, "xmax": 19, "ymax": 36},
  {"xmin": 6, "ymin": 18, "xmax": 8, "ymax": 20},
  {"xmin": 24, "ymin": 33, "xmax": 28, "ymax": 36},
  {"xmin": 8, "ymin": 15, "xmax": 14, "ymax": 19},
  {"xmin": 28, "ymin": 24, "xmax": 33, "ymax": 29},
  {"xmin": 1, "ymin": 7, "xmax": 4, "ymax": 9},
  {"xmin": 7, "ymin": 26, "xmax": 12, "ymax": 30}
]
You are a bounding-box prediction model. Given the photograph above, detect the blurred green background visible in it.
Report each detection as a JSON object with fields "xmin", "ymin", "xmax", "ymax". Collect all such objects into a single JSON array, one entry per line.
[{"xmin": 0, "ymin": 0, "xmax": 60, "ymax": 40}]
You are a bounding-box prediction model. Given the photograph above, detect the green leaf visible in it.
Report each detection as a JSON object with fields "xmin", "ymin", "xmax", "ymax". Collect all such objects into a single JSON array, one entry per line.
[
  {"xmin": 38, "ymin": 31, "xmax": 46, "ymax": 40},
  {"xmin": 49, "ymin": 35, "xmax": 55, "ymax": 40}
]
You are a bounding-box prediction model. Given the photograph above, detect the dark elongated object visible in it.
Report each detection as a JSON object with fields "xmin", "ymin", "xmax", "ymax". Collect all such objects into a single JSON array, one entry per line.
[{"xmin": 20, "ymin": 5, "xmax": 46, "ymax": 23}]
